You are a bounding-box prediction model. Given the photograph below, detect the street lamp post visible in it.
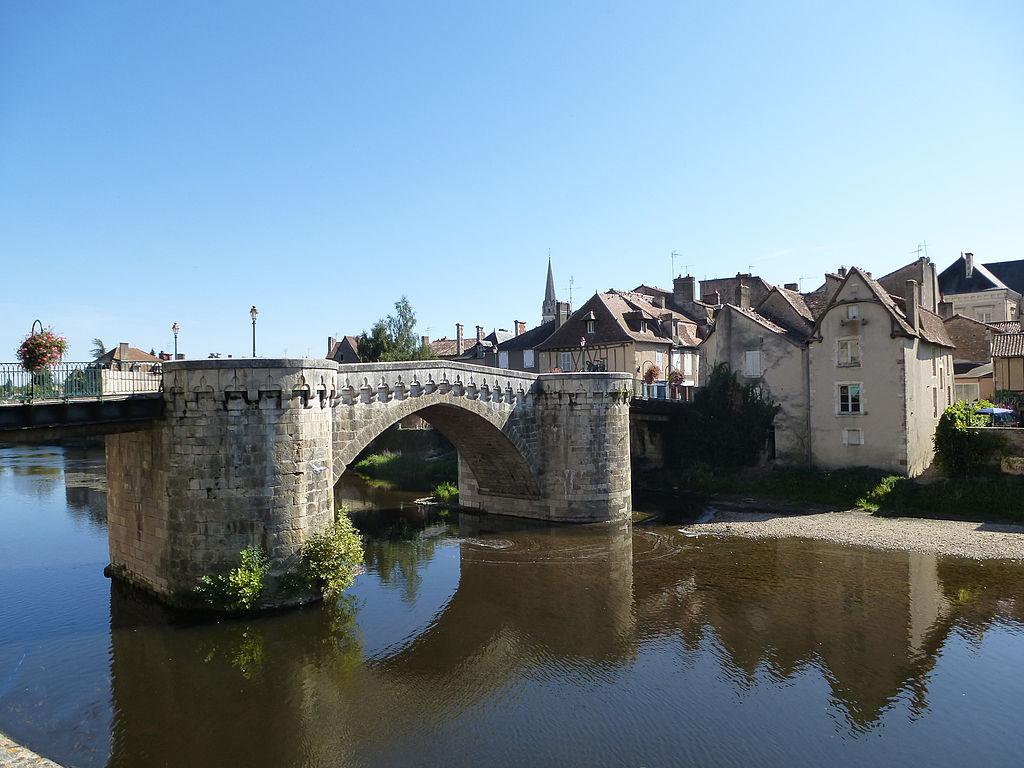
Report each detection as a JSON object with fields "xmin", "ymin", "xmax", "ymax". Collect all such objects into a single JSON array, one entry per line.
[
  {"xmin": 171, "ymin": 322, "xmax": 179, "ymax": 359},
  {"xmin": 250, "ymin": 306, "xmax": 259, "ymax": 357}
]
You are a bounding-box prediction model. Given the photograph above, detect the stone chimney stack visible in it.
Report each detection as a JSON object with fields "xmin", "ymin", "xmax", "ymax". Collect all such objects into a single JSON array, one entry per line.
[
  {"xmin": 515, "ymin": 320, "xmax": 526, "ymax": 336},
  {"xmin": 938, "ymin": 300, "xmax": 954, "ymax": 320},
  {"xmin": 707, "ymin": 290, "xmax": 721, "ymax": 306},
  {"xmin": 673, "ymin": 275, "xmax": 695, "ymax": 306},
  {"xmin": 456, "ymin": 324, "xmax": 464, "ymax": 355},
  {"xmin": 906, "ymin": 279, "xmax": 919, "ymax": 331},
  {"xmin": 327, "ymin": 336, "xmax": 336, "ymax": 356},
  {"xmin": 784, "ymin": 283, "xmax": 799, "ymax": 291},
  {"xmin": 965, "ymin": 252, "xmax": 974, "ymax": 278},
  {"xmin": 838, "ymin": 266, "xmax": 847, "ymax": 277},
  {"xmin": 556, "ymin": 301, "xmax": 571, "ymax": 328},
  {"xmin": 117, "ymin": 342, "xmax": 129, "ymax": 358},
  {"xmin": 736, "ymin": 283, "xmax": 751, "ymax": 309},
  {"xmin": 421, "ymin": 335, "xmax": 429, "ymax": 349},
  {"xmin": 475, "ymin": 325, "xmax": 484, "ymax": 343}
]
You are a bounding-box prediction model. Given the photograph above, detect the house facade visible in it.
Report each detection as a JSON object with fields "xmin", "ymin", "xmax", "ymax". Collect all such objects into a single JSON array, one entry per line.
[
  {"xmin": 992, "ymin": 333, "xmax": 1024, "ymax": 393},
  {"xmin": 326, "ymin": 335, "xmax": 360, "ymax": 363},
  {"xmin": 942, "ymin": 314, "xmax": 998, "ymax": 402},
  {"xmin": 808, "ymin": 269, "xmax": 953, "ymax": 476},
  {"xmin": 937, "ymin": 252, "xmax": 1023, "ymax": 323},
  {"xmin": 701, "ymin": 261, "xmax": 954, "ymax": 476},
  {"xmin": 537, "ymin": 290, "xmax": 700, "ymax": 393}
]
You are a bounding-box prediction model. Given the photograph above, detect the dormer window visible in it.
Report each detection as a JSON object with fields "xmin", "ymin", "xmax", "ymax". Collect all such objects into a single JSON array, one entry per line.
[
  {"xmin": 641, "ymin": 321, "xmax": 648, "ymax": 334},
  {"xmin": 584, "ymin": 310, "xmax": 597, "ymax": 335}
]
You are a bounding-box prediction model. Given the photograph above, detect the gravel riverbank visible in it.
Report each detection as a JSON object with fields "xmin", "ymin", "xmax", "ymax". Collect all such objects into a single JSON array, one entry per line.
[
  {"xmin": 0, "ymin": 733, "xmax": 64, "ymax": 767},
  {"xmin": 685, "ymin": 505, "xmax": 1024, "ymax": 560}
]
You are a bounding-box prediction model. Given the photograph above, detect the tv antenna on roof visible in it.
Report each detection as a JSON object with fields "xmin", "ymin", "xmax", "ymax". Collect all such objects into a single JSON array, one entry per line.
[
  {"xmin": 671, "ymin": 250, "xmax": 681, "ymax": 281},
  {"xmin": 799, "ymin": 275, "xmax": 812, "ymax": 291},
  {"xmin": 568, "ymin": 276, "xmax": 576, "ymax": 307},
  {"xmin": 911, "ymin": 240, "xmax": 929, "ymax": 259}
]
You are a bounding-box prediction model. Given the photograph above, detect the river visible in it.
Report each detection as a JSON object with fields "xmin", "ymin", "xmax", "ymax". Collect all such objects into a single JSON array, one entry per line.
[{"xmin": 2, "ymin": 444, "xmax": 1024, "ymax": 767}]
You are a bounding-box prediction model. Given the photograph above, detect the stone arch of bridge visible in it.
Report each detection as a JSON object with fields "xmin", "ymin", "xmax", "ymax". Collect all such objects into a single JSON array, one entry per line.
[{"xmin": 332, "ymin": 394, "xmax": 541, "ymax": 500}]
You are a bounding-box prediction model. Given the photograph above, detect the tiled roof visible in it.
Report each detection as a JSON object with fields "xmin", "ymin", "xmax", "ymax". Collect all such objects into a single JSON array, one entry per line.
[
  {"xmin": 990, "ymin": 321, "xmax": 1022, "ymax": 334},
  {"xmin": 983, "ymin": 260, "xmax": 1024, "ymax": 294},
  {"xmin": 917, "ymin": 308, "xmax": 955, "ymax": 348},
  {"xmin": 801, "ymin": 289, "xmax": 829, "ymax": 318},
  {"xmin": 992, "ymin": 333, "xmax": 1024, "ymax": 358},
  {"xmin": 498, "ymin": 320, "xmax": 557, "ymax": 351},
  {"xmin": 429, "ymin": 337, "xmax": 462, "ymax": 357},
  {"xmin": 95, "ymin": 345, "xmax": 161, "ymax": 365},
  {"xmin": 775, "ymin": 287, "xmax": 815, "ymax": 323},
  {"xmin": 327, "ymin": 335, "xmax": 359, "ymax": 362},
  {"xmin": 538, "ymin": 291, "xmax": 694, "ymax": 350},
  {"xmin": 728, "ymin": 304, "xmax": 795, "ymax": 336}
]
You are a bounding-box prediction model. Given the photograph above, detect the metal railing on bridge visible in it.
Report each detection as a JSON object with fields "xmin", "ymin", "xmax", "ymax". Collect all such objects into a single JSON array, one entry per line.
[
  {"xmin": 631, "ymin": 379, "xmax": 695, "ymax": 403},
  {"xmin": 0, "ymin": 362, "xmax": 163, "ymax": 404}
]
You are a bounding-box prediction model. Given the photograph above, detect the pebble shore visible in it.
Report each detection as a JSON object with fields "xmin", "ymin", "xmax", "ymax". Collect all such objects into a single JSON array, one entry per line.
[
  {"xmin": 687, "ymin": 506, "xmax": 1024, "ymax": 560},
  {"xmin": 0, "ymin": 734, "xmax": 63, "ymax": 768}
]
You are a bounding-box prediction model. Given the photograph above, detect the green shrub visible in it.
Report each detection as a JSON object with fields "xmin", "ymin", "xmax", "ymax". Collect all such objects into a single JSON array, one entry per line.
[
  {"xmin": 353, "ymin": 450, "xmax": 457, "ymax": 490},
  {"xmin": 433, "ymin": 481, "xmax": 459, "ymax": 505},
  {"xmin": 194, "ymin": 546, "xmax": 269, "ymax": 611},
  {"xmin": 934, "ymin": 400, "xmax": 1002, "ymax": 477},
  {"xmin": 300, "ymin": 514, "xmax": 364, "ymax": 600}
]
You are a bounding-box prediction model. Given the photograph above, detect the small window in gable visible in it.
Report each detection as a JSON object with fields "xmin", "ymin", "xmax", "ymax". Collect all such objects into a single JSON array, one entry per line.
[
  {"xmin": 586, "ymin": 319, "xmax": 596, "ymax": 334},
  {"xmin": 847, "ymin": 305, "xmax": 859, "ymax": 320}
]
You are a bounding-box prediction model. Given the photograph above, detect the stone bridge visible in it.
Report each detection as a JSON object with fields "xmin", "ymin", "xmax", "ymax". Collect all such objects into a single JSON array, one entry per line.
[{"xmin": 104, "ymin": 358, "xmax": 632, "ymax": 607}]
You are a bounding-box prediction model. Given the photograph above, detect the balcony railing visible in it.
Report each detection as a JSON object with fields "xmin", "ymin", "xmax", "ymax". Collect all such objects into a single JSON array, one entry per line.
[
  {"xmin": 0, "ymin": 362, "xmax": 163, "ymax": 404},
  {"xmin": 631, "ymin": 379, "xmax": 695, "ymax": 403}
]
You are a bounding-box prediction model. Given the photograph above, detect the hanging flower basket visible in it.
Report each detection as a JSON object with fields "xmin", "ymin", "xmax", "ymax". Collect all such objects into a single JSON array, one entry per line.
[
  {"xmin": 643, "ymin": 364, "xmax": 662, "ymax": 386},
  {"xmin": 17, "ymin": 322, "xmax": 68, "ymax": 373}
]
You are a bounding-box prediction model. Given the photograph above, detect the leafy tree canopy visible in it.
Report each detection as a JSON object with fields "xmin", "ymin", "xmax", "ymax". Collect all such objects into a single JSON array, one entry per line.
[{"xmin": 356, "ymin": 297, "xmax": 435, "ymax": 362}]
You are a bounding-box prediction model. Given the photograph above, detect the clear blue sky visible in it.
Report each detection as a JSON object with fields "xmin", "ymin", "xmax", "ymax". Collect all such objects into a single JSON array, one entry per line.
[{"xmin": 2, "ymin": 1, "xmax": 1021, "ymax": 360}]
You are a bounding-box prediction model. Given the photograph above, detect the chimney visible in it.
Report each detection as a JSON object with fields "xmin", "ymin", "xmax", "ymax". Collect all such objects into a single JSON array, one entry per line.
[
  {"xmin": 556, "ymin": 301, "xmax": 571, "ymax": 328},
  {"xmin": 707, "ymin": 290, "xmax": 721, "ymax": 306},
  {"xmin": 475, "ymin": 325, "xmax": 484, "ymax": 343},
  {"xmin": 515, "ymin": 320, "xmax": 526, "ymax": 336},
  {"xmin": 938, "ymin": 300, "xmax": 954, "ymax": 320},
  {"xmin": 117, "ymin": 342, "xmax": 129, "ymax": 358},
  {"xmin": 456, "ymin": 323, "xmax": 464, "ymax": 355},
  {"xmin": 673, "ymin": 275, "xmax": 695, "ymax": 305},
  {"xmin": 965, "ymin": 252, "xmax": 974, "ymax": 278},
  {"xmin": 784, "ymin": 282, "xmax": 799, "ymax": 291},
  {"xmin": 906, "ymin": 279, "xmax": 919, "ymax": 331},
  {"xmin": 327, "ymin": 336, "xmax": 336, "ymax": 356},
  {"xmin": 837, "ymin": 266, "xmax": 847, "ymax": 277},
  {"xmin": 736, "ymin": 284, "xmax": 751, "ymax": 309},
  {"xmin": 421, "ymin": 335, "xmax": 429, "ymax": 349}
]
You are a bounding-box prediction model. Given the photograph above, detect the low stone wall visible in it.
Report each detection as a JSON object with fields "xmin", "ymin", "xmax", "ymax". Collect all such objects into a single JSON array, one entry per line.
[
  {"xmin": 0, "ymin": 732, "xmax": 64, "ymax": 767},
  {"xmin": 969, "ymin": 426, "xmax": 1024, "ymax": 475}
]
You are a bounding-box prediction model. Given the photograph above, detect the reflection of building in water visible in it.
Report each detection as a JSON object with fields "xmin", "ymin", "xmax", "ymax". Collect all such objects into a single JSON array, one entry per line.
[
  {"xmin": 62, "ymin": 443, "xmax": 108, "ymax": 528},
  {"xmin": 632, "ymin": 538, "xmax": 956, "ymax": 727}
]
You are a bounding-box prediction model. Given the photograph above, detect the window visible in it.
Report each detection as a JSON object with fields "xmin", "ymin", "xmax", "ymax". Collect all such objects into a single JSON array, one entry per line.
[
  {"xmin": 838, "ymin": 383, "xmax": 863, "ymax": 414},
  {"xmin": 523, "ymin": 349, "xmax": 535, "ymax": 369},
  {"xmin": 954, "ymin": 383, "xmax": 981, "ymax": 403},
  {"xmin": 559, "ymin": 351, "xmax": 573, "ymax": 372},
  {"xmin": 976, "ymin": 307, "xmax": 994, "ymax": 323},
  {"xmin": 933, "ymin": 387, "xmax": 938, "ymax": 418},
  {"xmin": 586, "ymin": 319, "xmax": 596, "ymax": 334},
  {"xmin": 846, "ymin": 305, "xmax": 859, "ymax": 320},
  {"xmin": 683, "ymin": 352, "xmax": 693, "ymax": 376},
  {"xmin": 837, "ymin": 338, "xmax": 860, "ymax": 367},
  {"xmin": 743, "ymin": 350, "xmax": 762, "ymax": 378},
  {"xmin": 655, "ymin": 351, "xmax": 665, "ymax": 373},
  {"xmin": 842, "ymin": 428, "xmax": 864, "ymax": 446},
  {"xmin": 498, "ymin": 350, "xmax": 509, "ymax": 369},
  {"xmin": 640, "ymin": 321, "xmax": 648, "ymax": 334}
]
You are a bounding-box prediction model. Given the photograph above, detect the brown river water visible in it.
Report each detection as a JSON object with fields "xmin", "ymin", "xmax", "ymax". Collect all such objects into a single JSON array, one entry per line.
[{"xmin": 1, "ymin": 444, "xmax": 1024, "ymax": 767}]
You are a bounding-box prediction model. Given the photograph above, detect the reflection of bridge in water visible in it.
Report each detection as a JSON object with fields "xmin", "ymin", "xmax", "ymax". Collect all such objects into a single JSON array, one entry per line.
[{"xmin": 103, "ymin": 512, "xmax": 1024, "ymax": 767}]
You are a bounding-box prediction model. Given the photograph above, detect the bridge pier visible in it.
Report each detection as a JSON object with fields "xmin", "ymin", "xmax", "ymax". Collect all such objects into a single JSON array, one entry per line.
[{"xmin": 104, "ymin": 359, "xmax": 632, "ymax": 610}]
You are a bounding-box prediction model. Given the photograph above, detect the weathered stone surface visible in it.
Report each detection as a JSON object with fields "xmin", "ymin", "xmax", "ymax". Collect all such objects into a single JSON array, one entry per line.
[
  {"xmin": 106, "ymin": 359, "xmax": 632, "ymax": 608},
  {"xmin": 0, "ymin": 733, "xmax": 64, "ymax": 767}
]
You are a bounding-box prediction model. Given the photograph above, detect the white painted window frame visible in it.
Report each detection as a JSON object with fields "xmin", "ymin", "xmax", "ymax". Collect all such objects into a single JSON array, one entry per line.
[
  {"xmin": 836, "ymin": 381, "xmax": 864, "ymax": 415},
  {"xmin": 559, "ymin": 351, "xmax": 573, "ymax": 372},
  {"xmin": 743, "ymin": 350, "xmax": 762, "ymax": 378},
  {"xmin": 498, "ymin": 350, "xmax": 509, "ymax": 369},
  {"xmin": 523, "ymin": 349, "xmax": 535, "ymax": 369}
]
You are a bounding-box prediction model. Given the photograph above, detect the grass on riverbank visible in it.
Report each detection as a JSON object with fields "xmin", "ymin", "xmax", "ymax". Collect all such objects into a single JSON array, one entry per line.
[
  {"xmin": 651, "ymin": 465, "xmax": 1024, "ymax": 521},
  {"xmin": 352, "ymin": 450, "xmax": 457, "ymax": 491}
]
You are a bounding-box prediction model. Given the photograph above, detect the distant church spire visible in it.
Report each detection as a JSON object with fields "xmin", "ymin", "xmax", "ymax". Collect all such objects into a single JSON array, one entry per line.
[{"xmin": 542, "ymin": 255, "xmax": 557, "ymax": 324}]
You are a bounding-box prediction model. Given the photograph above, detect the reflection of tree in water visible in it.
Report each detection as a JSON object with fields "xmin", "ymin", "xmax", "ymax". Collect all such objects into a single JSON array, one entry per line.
[{"xmin": 361, "ymin": 522, "xmax": 447, "ymax": 604}]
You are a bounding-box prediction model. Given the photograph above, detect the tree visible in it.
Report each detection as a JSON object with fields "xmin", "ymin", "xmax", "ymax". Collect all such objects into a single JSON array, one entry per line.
[
  {"xmin": 356, "ymin": 297, "xmax": 435, "ymax": 362},
  {"xmin": 90, "ymin": 338, "xmax": 107, "ymax": 360}
]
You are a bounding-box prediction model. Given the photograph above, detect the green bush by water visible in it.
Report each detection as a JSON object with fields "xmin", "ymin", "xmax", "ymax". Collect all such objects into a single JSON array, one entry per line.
[
  {"xmin": 934, "ymin": 400, "xmax": 1002, "ymax": 477},
  {"xmin": 661, "ymin": 465, "xmax": 1024, "ymax": 521},
  {"xmin": 194, "ymin": 546, "xmax": 269, "ymax": 611},
  {"xmin": 432, "ymin": 481, "xmax": 459, "ymax": 505},
  {"xmin": 353, "ymin": 449, "xmax": 457, "ymax": 490},
  {"xmin": 299, "ymin": 512, "xmax": 365, "ymax": 600}
]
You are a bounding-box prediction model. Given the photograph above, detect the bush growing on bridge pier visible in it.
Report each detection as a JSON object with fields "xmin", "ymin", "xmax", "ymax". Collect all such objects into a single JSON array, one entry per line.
[
  {"xmin": 432, "ymin": 481, "xmax": 459, "ymax": 505},
  {"xmin": 298, "ymin": 512, "xmax": 364, "ymax": 600},
  {"xmin": 193, "ymin": 546, "xmax": 269, "ymax": 611}
]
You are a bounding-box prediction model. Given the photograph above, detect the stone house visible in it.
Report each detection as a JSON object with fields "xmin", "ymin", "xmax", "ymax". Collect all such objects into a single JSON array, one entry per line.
[
  {"xmin": 700, "ymin": 285, "xmax": 815, "ymax": 463},
  {"xmin": 495, "ymin": 318, "xmax": 559, "ymax": 372},
  {"xmin": 537, "ymin": 291, "xmax": 700, "ymax": 394},
  {"xmin": 808, "ymin": 268, "xmax": 954, "ymax": 476},
  {"xmin": 326, "ymin": 335, "xmax": 360, "ymax": 363},
  {"xmin": 701, "ymin": 262, "xmax": 955, "ymax": 475},
  {"xmin": 942, "ymin": 315, "xmax": 998, "ymax": 402},
  {"xmin": 93, "ymin": 343, "xmax": 162, "ymax": 371},
  {"xmin": 937, "ymin": 252, "xmax": 1024, "ymax": 323}
]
